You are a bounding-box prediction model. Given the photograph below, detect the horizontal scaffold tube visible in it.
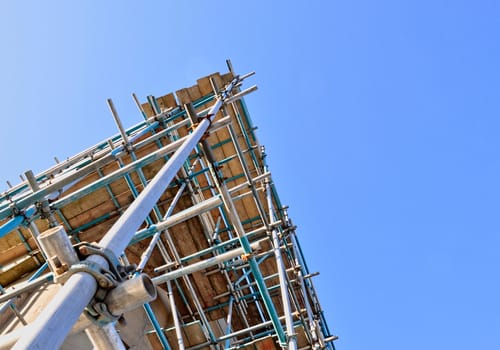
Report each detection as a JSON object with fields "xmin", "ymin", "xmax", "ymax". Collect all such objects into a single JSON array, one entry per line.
[
  {"xmin": 0, "ymin": 90, "xmax": 220, "ymax": 209},
  {"xmin": 0, "ymin": 93, "xmax": 210, "ymax": 206},
  {"xmin": 0, "ymin": 115, "xmax": 228, "ymax": 222},
  {"xmin": 0, "ymin": 273, "xmax": 53, "ymax": 304},
  {"xmin": 153, "ymin": 239, "xmax": 264, "ymax": 284},
  {"xmin": 51, "ymin": 116, "xmax": 231, "ymax": 209},
  {"xmin": 0, "ymin": 155, "xmax": 115, "ymax": 218},
  {"xmin": 0, "ymin": 206, "xmax": 36, "ymax": 238},
  {"xmin": 129, "ymin": 172, "xmax": 271, "ymax": 246}
]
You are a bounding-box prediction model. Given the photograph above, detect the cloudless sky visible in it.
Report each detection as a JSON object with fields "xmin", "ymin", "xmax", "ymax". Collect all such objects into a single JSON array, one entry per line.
[{"xmin": 1, "ymin": 1, "xmax": 499, "ymax": 349}]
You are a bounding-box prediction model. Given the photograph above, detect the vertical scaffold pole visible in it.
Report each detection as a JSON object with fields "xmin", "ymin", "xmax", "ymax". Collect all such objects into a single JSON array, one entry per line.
[
  {"xmin": 167, "ymin": 280, "xmax": 185, "ymax": 350},
  {"xmin": 266, "ymin": 179, "xmax": 297, "ymax": 350},
  {"xmin": 197, "ymin": 141, "xmax": 288, "ymax": 345},
  {"xmin": 186, "ymin": 79, "xmax": 288, "ymax": 344}
]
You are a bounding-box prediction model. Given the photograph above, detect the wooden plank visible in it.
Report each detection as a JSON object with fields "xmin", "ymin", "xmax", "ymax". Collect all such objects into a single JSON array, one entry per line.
[
  {"xmin": 187, "ymin": 85, "xmax": 202, "ymax": 102},
  {"xmin": 254, "ymin": 335, "xmax": 279, "ymax": 350},
  {"xmin": 78, "ymin": 216, "xmax": 117, "ymax": 243},
  {"xmin": 61, "ymin": 187, "xmax": 112, "ymax": 220},
  {"xmin": 0, "ymin": 256, "xmax": 39, "ymax": 286},
  {"xmin": 157, "ymin": 93, "xmax": 178, "ymax": 111},
  {"xmin": 0, "ymin": 230, "xmax": 21, "ymax": 252},
  {"xmin": 211, "ymin": 73, "xmax": 224, "ymax": 92},
  {"xmin": 295, "ymin": 325, "xmax": 309, "ymax": 348},
  {"xmin": 183, "ymin": 321, "xmax": 208, "ymax": 347},
  {"xmin": 175, "ymin": 88, "xmax": 191, "ymax": 106},
  {"xmin": 66, "ymin": 199, "xmax": 119, "ymax": 232},
  {"xmin": 0, "ymin": 237, "xmax": 37, "ymax": 265},
  {"xmin": 197, "ymin": 74, "xmax": 219, "ymax": 96},
  {"xmin": 221, "ymin": 72, "xmax": 234, "ymax": 85},
  {"xmin": 61, "ymin": 172, "xmax": 101, "ymax": 194},
  {"xmin": 142, "ymin": 101, "xmax": 155, "ymax": 118}
]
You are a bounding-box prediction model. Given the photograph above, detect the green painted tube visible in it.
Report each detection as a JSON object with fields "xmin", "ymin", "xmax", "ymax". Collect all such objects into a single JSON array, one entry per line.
[
  {"xmin": 143, "ymin": 303, "xmax": 171, "ymax": 350},
  {"xmin": 0, "ymin": 206, "xmax": 36, "ymax": 238}
]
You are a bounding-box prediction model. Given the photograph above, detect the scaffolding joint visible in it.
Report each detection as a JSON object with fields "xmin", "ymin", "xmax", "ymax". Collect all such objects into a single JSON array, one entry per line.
[
  {"xmin": 188, "ymin": 113, "xmax": 213, "ymax": 141},
  {"xmin": 84, "ymin": 297, "xmax": 123, "ymax": 327},
  {"xmin": 43, "ymin": 256, "xmax": 121, "ymax": 324},
  {"xmin": 35, "ymin": 201, "xmax": 50, "ymax": 220},
  {"xmin": 123, "ymin": 142, "xmax": 135, "ymax": 154},
  {"xmin": 9, "ymin": 202, "xmax": 20, "ymax": 216},
  {"xmin": 21, "ymin": 208, "xmax": 36, "ymax": 226},
  {"xmin": 213, "ymin": 162, "xmax": 223, "ymax": 171},
  {"xmin": 240, "ymin": 253, "xmax": 252, "ymax": 262},
  {"xmin": 55, "ymin": 260, "xmax": 116, "ymax": 289},
  {"xmin": 75, "ymin": 241, "xmax": 137, "ymax": 282},
  {"xmin": 57, "ymin": 242, "xmax": 150, "ymax": 327}
]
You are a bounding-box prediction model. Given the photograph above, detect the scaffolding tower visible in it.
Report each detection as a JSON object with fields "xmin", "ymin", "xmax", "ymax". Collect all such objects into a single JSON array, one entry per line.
[{"xmin": 0, "ymin": 61, "xmax": 336, "ymax": 350}]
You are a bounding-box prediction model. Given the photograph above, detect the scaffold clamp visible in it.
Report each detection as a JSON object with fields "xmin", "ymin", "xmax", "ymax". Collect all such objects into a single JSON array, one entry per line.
[
  {"xmin": 66, "ymin": 241, "xmax": 137, "ymax": 325},
  {"xmin": 75, "ymin": 241, "xmax": 136, "ymax": 282}
]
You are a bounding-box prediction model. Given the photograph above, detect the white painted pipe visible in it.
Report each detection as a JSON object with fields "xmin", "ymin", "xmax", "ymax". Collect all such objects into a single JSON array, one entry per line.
[
  {"xmin": 131, "ymin": 173, "xmax": 271, "ymax": 245},
  {"xmin": 267, "ymin": 180, "xmax": 297, "ymax": 350},
  {"xmin": 12, "ymin": 75, "xmax": 242, "ymax": 349},
  {"xmin": 0, "ymin": 275, "xmax": 156, "ymax": 350},
  {"xmin": 11, "ymin": 268, "xmax": 100, "ymax": 349},
  {"xmin": 153, "ymin": 240, "xmax": 263, "ymax": 285},
  {"xmin": 224, "ymin": 85, "xmax": 258, "ymax": 105},
  {"xmin": 85, "ymin": 324, "xmax": 126, "ymax": 350},
  {"xmin": 37, "ymin": 226, "xmax": 78, "ymax": 276},
  {"xmin": 105, "ymin": 274, "xmax": 157, "ymax": 316},
  {"xmin": 167, "ymin": 280, "xmax": 185, "ymax": 350}
]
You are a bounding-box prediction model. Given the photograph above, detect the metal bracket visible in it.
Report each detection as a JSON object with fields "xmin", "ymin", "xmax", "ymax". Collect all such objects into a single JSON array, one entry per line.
[
  {"xmin": 56, "ymin": 260, "xmax": 118, "ymax": 288},
  {"xmin": 54, "ymin": 241, "xmax": 137, "ymax": 325},
  {"xmin": 187, "ymin": 114, "xmax": 213, "ymax": 141},
  {"xmin": 74, "ymin": 241, "xmax": 136, "ymax": 282},
  {"xmin": 85, "ymin": 290, "xmax": 121, "ymax": 326},
  {"xmin": 9, "ymin": 203, "xmax": 20, "ymax": 216},
  {"xmin": 35, "ymin": 202, "xmax": 46, "ymax": 219},
  {"xmin": 240, "ymin": 253, "xmax": 252, "ymax": 262},
  {"xmin": 51, "ymin": 258, "xmax": 120, "ymax": 325},
  {"xmin": 20, "ymin": 209, "xmax": 36, "ymax": 227}
]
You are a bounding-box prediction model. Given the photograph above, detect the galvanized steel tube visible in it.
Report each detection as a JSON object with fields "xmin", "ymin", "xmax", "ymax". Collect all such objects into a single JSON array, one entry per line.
[
  {"xmin": 85, "ymin": 324, "xmax": 126, "ymax": 350},
  {"xmin": 167, "ymin": 280, "xmax": 185, "ymax": 350},
  {"xmin": 267, "ymin": 181, "xmax": 297, "ymax": 350},
  {"xmin": 104, "ymin": 274, "xmax": 157, "ymax": 316},
  {"xmin": 11, "ymin": 268, "xmax": 100, "ymax": 349},
  {"xmin": 153, "ymin": 240, "xmax": 263, "ymax": 284}
]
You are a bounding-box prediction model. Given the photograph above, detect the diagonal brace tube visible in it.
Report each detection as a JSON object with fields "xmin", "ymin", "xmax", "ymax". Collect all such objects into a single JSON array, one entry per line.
[{"xmin": 11, "ymin": 75, "xmax": 244, "ymax": 350}]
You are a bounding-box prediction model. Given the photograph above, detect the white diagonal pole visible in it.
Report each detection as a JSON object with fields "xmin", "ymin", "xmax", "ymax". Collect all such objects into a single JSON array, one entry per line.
[{"xmin": 12, "ymin": 75, "xmax": 243, "ymax": 350}]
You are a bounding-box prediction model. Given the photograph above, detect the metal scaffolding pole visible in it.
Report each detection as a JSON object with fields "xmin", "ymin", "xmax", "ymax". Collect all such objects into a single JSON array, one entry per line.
[
  {"xmin": 266, "ymin": 179, "xmax": 297, "ymax": 350},
  {"xmin": 0, "ymin": 207, "xmax": 37, "ymax": 241},
  {"xmin": 198, "ymin": 88, "xmax": 268, "ymax": 312},
  {"xmin": 167, "ymin": 279, "xmax": 185, "ymax": 350},
  {"xmin": 11, "ymin": 74, "xmax": 244, "ymax": 349},
  {"xmin": 197, "ymin": 142, "xmax": 287, "ymax": 345},
  {"xmin": 0, "ymin": 92, "xmax": 217, "ymax": 213},
  {"xmin": 153, "ymin": 240, "xmax": 264, "ymax": 284},
  {"xmin": 130, "ymin": 173, "xmax": 271, "ymax": 246},
  {"xmin": 187, "ymin": 94, "xmax": 280, "ymax": 333},
  {"xmin": 0, "ymin": 114, "xmax": 229, "ymax": 223},
  {"xmin": 85, "ymin": 324, "xmax": 125, "ymax": 350}
]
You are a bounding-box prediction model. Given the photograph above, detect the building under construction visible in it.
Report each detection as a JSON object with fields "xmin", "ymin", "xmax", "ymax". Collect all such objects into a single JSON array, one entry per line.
[{"xmin": 0, "ymin": 62, "xmax": 336, "ymax": 350}]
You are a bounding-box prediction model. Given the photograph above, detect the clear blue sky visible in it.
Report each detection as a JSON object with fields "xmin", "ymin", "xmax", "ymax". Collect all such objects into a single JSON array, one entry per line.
[{"xmin": 1, "ymin": 1, "xmax": 499, "ymax": 349}]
